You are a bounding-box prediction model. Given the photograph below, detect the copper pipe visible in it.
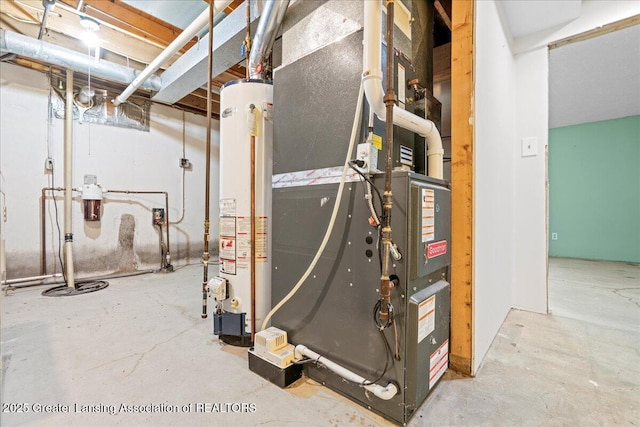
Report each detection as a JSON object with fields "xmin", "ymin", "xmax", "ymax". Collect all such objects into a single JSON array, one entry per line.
[
  {"xmin": 201, "ymin": 1, "xmax": 215, "ymax": 319},
  {"xmin": 250, "ymin": 133, "xmax": 257, "ymax": 341},
  {"xmin": 41, "ymin": 188, "xmax": 172, "ymax": 273},
  {"xmin": 379, "ymin": 0, "xmax": 396, "ymax": 324}
]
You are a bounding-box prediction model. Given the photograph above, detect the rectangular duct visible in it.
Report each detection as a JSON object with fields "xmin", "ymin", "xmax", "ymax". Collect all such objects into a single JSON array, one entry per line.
[{"xmin": 152, "ymin": 0, "xmax": 262, "ymax": 105}]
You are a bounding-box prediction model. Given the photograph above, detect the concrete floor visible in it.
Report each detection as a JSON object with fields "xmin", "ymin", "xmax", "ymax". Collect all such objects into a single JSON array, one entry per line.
[{"xmin": 1, "ymin": 257, "xmax": 638, "ymax": 426}]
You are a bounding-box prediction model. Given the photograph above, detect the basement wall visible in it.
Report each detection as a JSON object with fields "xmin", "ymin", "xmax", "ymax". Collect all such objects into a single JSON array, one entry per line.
[
  {"xmin": 0, "ymin": 63, "xmax": 220, "ymax": 279},
  {"xmin": 473, "ymin": 0, "xmax": 517, "ymax": 374},
  {"xmin": 549, "ymin": 116, "xmax": 640, "ymax": 263}
]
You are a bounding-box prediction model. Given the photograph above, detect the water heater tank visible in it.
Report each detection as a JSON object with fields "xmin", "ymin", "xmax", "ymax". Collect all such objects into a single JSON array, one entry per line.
[{"xmin": 217, "ymin": 79, "xmax": 273, "ymax": 342}]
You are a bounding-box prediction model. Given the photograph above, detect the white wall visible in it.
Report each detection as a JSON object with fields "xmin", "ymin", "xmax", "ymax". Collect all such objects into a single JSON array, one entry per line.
[
  {"xmin": 508, "ymin": 1, "xmax": 640, "ymax": 313},
  {"xmin": 473, "ymin": 0, "xmax": 517, "ymax": 374},
  {"xmin": 511, "ymin": 47, "xmax": 549, "ymax": 313},
  {"xmin": 471, "ymin": 0, "xmax": 640, "ymax": 371},
  {"xmin": 0, "ymin": 63, "xmax": 219, "ymax": 278}
]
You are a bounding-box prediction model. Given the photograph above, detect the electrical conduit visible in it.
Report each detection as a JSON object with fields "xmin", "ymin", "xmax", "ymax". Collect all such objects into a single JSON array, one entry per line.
[{"xmin": 362, "ymin": 0, "xmax": 444, "ymax": 179}]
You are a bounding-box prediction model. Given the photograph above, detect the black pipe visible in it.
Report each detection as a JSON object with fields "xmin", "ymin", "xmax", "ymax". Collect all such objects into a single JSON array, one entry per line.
[{"xmin": 379, "ymin": 0, "xmax": 396, "ymax": 325}]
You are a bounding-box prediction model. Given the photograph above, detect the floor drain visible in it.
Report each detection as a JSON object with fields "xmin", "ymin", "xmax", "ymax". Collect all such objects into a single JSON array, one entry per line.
[{"xmin": 42, "ymin": 280, "xmax": 109, "ymax": 297}]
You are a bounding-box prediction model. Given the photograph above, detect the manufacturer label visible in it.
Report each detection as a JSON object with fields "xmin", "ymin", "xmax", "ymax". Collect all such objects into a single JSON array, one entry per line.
[
  {"xmin": 221, "ymin": 107, "xmax": 235, "ymax": 118},
  {"xmin": 429, "ymin": 339, "xmax": 449, "ymax": 389},
  {"xmin": 418, "ymin": 295, "xmax": 436, "ymax": 343},
  {"xmin": 426, "ymin": 240, "xmax": 447, "ymax": 259},
  {"xmin": 421, "ymin": 188, "xmax": 435, "ymax": 242}
]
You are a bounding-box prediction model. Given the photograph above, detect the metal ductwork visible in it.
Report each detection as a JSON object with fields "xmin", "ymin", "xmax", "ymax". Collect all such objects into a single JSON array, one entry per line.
[
  {"xmin": 248, "ymin": 0, "xmax": 290, "ymax": 79},
  {"xmin": 0, "ymin": 30, "xmax": 161, "ymax": 92},
  {"xmin": 113, "ymin": 0, "xmax": 233, "ymax": 106}
]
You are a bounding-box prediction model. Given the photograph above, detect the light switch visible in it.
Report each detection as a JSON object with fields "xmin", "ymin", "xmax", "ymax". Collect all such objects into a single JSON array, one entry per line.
[{"xmin": 522, "ymin": 137, "xmax": 538, "ymax": 157}]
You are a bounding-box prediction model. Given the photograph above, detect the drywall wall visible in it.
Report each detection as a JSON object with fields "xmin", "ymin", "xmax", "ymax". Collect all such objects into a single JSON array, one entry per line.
[
  {"xmin": 0, "ymin": 63, "xmax": 220, "ymax": 279},
  {"xmin": 507, "ymin": 3, "xmax": 640, "ymax": 313},
  {"xmin": 473, "ymin": 0, "xmax": 516, "ymax": 374},
  {"xmin": 549, "ymin": 116, "xmax": 640, "ymax": 263},
  {"xmin": 511, "ymin": 47, "xmax": 549, "ymax": 313}
]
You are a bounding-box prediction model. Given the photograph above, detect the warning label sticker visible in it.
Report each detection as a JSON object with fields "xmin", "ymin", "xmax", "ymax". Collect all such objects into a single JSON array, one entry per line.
[
  {"xmin": 220, "ymin": 199, "xmax": 236, "ymax": 217},
  {"xmin": 219, "ymin": 217, "xmax": 236, "ymax": 238},
  {"xmin": 237, "ymin": 217, "xmax": 250, "ymax": 269},
  {"xmin": 234, "ymin": 216, "xmax": 268, "ymax": 266},
  {"xmin": 422, "ymin": 189, "xmax": 435, "ymax": 242},
  {"xmin": 220, "ymin": 259, "xmax": 236, "ymax": 275},
  {"xmin": 418, "ymin": 295, "xmax": 436, "ymax": 343},
  {"xmin": 429, "ymin": 339, "xmax": 449, "ymax": 389},
  {"xmin": 256, "ymin": 216, "xmax": 267, "ymax": 262},
  {"xmin": 219, "ymin": 238, "xmax": 236, "ymax": 261}
]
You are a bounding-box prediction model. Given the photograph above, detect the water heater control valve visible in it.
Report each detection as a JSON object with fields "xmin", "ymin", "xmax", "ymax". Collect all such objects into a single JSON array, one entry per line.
[{"xmin": 208, "ymin": 276, "xmax": 228, "ymax": 301}]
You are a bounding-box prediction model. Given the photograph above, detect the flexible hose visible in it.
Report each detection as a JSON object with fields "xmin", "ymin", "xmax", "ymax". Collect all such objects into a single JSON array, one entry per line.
[
  {"xmin": 261, "ymin": 83, "xmax": 364, "ymax": 331},
  {"xmin": 366, "ymin": 181, "xmax": 380, "ymax": 225}
]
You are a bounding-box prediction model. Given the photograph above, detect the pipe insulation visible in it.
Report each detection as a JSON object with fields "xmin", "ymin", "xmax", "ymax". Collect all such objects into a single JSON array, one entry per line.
[
  {"xmin": 248, "ymin": 0, "xmax": 290, "ymax": 79},
  {"xmin": 362, "ymin": 1, "xmax": 444, "ymax": 180},
  {"xmin": 64, "ymin": 69, "xmax": 75, "ymax": 288},
  {"xmin": 295, "ymin": 345, "xmax": 398, "ymax": 401},
  {"xmin": 113, "ymin": 0, "xmax": 233, "ymax": 106},
  {"xmin": 0, "ymin": 30, "xmax": 161, "ymax": 91}
]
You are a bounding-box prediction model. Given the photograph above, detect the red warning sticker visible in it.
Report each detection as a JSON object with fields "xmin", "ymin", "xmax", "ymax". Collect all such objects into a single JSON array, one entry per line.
[{"xmin": 426, "ymin": 240, "xmax": 447, "ymax": 259}]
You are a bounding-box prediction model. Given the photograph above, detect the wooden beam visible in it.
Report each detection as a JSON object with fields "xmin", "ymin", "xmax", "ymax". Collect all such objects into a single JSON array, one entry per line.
[
  {"xmin": 549, "ymin": 14, "xmax": 640, "ymax": 50},
  {"xmin": 60, "ymin": 0, "xmax": 197, "ymax": 52},
  {"xmin": 450, "ymin": 0, "xmax": 474, "ymax": 376},
  {"xmin": 435, "ymin": 0, "xmax": 452, "ymax": 31}
]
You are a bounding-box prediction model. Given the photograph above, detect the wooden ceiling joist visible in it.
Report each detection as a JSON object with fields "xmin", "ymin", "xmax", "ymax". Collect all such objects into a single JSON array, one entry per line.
[{"xmin": 59, "ymin": 0, "xmax": 199, "ymax": 52}]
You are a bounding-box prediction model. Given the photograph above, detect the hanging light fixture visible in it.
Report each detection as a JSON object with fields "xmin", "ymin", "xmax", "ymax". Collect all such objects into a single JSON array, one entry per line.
[{"xmin": 79, "ymin": 15, "xmax": 100, "ymax": 32}]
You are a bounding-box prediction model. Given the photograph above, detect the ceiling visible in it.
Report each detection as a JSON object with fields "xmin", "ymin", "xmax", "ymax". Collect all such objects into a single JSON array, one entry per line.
[
  {"xmin": 0, "ymin": 0, "xmax": 452, "ymax": 117},
  {"xmin": 0, "ymin": 0, "xmax": 246, "ymax": 117},
  {"xmin": 500, "ymin": 0, "xmax": 582, "ymax": 39},
  {"xmin": 549, "ymin": 24, "xmax": 640, "ymax": 128}
]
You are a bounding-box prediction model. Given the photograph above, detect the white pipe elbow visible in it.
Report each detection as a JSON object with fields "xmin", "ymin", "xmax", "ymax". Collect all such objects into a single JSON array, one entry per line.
[
  {"xmin": 294, "ymin": 344, "xmax": 398, "ymax": 401},
  {"xmin": 362, "ymin": 70, "xmax": 386, "ymax": 120},
  {"xmin": 363, "ymin": 382, "xmax": 398, "ymax": 401}
]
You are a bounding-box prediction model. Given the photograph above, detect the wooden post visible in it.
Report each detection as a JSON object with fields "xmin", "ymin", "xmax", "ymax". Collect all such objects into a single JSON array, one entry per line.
[{"xmin": 450, "ymin": 0, "xmax": 474, "ymax": 376}]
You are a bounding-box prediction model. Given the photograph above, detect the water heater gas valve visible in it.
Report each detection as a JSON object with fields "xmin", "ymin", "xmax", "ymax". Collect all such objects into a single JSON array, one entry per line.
[{"xmin": 208, "ymin": 276, "xmax": 228, "ymax": 301}]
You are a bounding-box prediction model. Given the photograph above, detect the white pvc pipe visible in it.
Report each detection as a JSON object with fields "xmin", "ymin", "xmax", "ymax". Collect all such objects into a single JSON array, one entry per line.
[
  {"xmin": 64, "ymin": 69, "xmax": 75, "ymax": 288},
  {"xmin": 295, "ymin": 344, "xmax": 398, "ymax": 401},
  {"xmin": 113, "ymin": 0, "xmax": 233, "ymax": 106},
  {"xmin": 362, "ymin": 1, "xmax": 444, "ymax": 180}
]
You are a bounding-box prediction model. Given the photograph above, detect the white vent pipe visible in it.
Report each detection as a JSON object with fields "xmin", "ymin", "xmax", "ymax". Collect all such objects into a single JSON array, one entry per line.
[
  {"xmin": 295, "ymin": 344, "xmax": 398, "ymax": 401},
  {"xmin": 64, "ymin": 69, "xmax": 75, "ymax": 288},
  {"xmin": 0, "ymin": 30, "xmax": 161, "ymax": 91},
  {"xmin": 113, "ymin": 0, "xmax": 233, "ymax": 106},
  {"xmin": 362, "ymin": 1, "xmax": 444, "ymax": 179}
]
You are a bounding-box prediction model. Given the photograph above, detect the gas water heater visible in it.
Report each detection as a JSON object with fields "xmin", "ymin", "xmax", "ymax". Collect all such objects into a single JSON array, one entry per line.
[{"xmin": 213, "ymin": 80, "xmax": 274, "ymax": 346}]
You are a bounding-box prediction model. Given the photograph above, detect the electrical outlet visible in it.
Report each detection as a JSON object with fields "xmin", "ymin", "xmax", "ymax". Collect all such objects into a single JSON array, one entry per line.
[
  {"xmin": 551, "ymin": 233, "xmax": 558, "ymax": 241},
  {"xmin": 44, "ymin": 157, "xmax": 54, "ymax": 171}
]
